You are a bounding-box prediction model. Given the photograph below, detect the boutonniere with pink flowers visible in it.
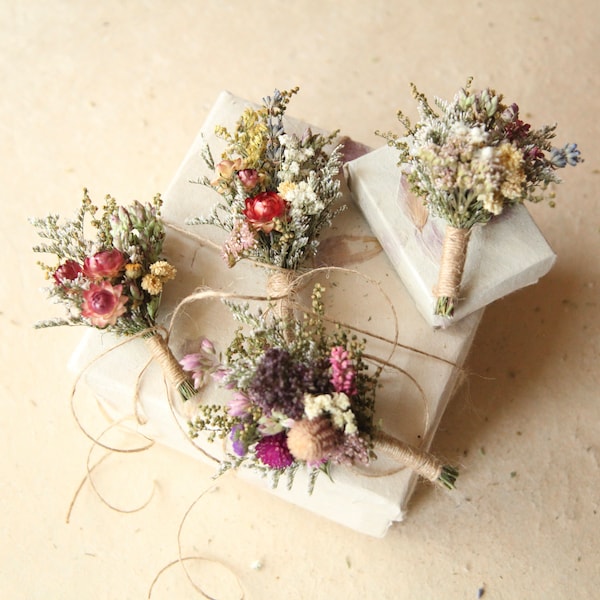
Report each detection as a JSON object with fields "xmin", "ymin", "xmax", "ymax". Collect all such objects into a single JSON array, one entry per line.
[
  {"xmin": 379, "ymin": 78, "xmax": 583, "ymax": 317},
  {"xmin": 31, "ymin": 189, "xmax": 196, "ymax": 402},
  {"xmin": 184, "ymin": 284, "xmax": 458, "ymax": 492},
  {"xmin": 188, "ymin": 88, "xmax": 344, "ymax": 274}
]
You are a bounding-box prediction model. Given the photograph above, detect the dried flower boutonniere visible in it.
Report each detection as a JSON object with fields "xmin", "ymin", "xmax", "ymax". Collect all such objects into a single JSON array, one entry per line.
[
  {"xmin": 31, "ymin": 189, "xmax": 196, "ymax": 401},
  {"xmin": 379, "ymin": 78, "xmax": 582, "ymax": 317},
  {"xmin": 184, "ymin": 284, "xmax": 458, "ymax": 492},
  {"xmin": 188, "ymin": 87, "xmax": 344, "ymax": 317}
]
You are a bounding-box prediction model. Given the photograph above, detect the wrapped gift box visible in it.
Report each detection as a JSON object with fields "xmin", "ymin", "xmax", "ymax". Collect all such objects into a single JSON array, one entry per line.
[
  {"xmin": 69, "ymin": 91, "xmax": 482, "ymax": 537},
  {"xmin": 345, "ymin": 145, "xmax": 556, "ymax": 328}
]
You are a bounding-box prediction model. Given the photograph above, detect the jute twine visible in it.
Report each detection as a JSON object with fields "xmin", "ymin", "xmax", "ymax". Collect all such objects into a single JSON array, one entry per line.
[
  {"xmin": 148, "ymin": 480, "xmax": 244, "ymax": 600},
  {"xmin": 434, "ymin": 225, "xmax": 471, "ymax": 301},
  {"xmin": 374, "ymin": 431, "xmax": 442, "ymax": 483},
  {"xmin": 144, "ymin": 332, "xmax": 190, "ymax": 393},
  {"xmin": 266, "ymin": 268, "xmax": 301, "ymax": 321}
]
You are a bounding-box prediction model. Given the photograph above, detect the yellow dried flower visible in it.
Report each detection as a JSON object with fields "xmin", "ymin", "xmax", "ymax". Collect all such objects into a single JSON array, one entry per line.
[
  {"xmin": 277, "ymin": 180, "xmax": 297, "ymax": 200},
  {"xmin": 496, "ymin": 142, "xmax": 526, "ymax": 200},
  {"xmin": 150, "ymin": 260, "xmax": 176, "ymax": 281},
  {"xmin": 225, "ymin": 108, "xmax": 268, "ymax": 167},
  {"xmin": 125, "ymin": 263, "xmax": 143, "ymax": 279},
  {"xmin": 141, "ymin": 273, "xmax": 163, "ymax": 295}
]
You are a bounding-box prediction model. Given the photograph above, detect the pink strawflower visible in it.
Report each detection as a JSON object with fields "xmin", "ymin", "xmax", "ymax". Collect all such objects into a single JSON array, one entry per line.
[
  {"xmin": 227, "ymin": 392, "xmax": 251, "ymax": 417},
  {"xmin": 53, "ymin": 260, "xmax": 82, "ymax": 286},
  {"xmin": 81, "ymin": 280, "xmax": 128, "ymax": 327},
  {"xmin": 329, "ymin": 346, "xmax": 357, "ymax": 396},
  {"xmin": 83, "ymin": 249, "xmax": 126, "ymax": 280},
  {"xmin": 255, "ymin": 432, "xmax": 294, "ymax": 469},
  {"xmin": 237, "ymin": 168, "xmax": 260, "ymax": 189},
  {"xmin": 179, "ymin": 337, "xmax": 223, "ymax": 390}
]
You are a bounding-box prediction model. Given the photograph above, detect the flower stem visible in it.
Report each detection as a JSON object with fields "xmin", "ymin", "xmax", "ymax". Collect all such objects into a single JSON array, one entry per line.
[{"xmin": 435, "ymin": 296, "xmax": 456, "ymax": 318}]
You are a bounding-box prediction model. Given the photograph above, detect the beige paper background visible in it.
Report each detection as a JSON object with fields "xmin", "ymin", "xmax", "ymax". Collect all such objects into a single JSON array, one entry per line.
[{"xmin": 3, "ymin": 2, "xmax": 598, "ymax": 598}]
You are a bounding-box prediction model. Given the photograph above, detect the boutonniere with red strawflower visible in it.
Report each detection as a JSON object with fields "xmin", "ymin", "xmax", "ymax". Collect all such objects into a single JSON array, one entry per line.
[
  {"xmin": 31, "ymin": 189, "xmax": 196, "ymax": 401},
  {"xmin": 188, "ymin": 88, "xmax": 345, "ymax": 271}
]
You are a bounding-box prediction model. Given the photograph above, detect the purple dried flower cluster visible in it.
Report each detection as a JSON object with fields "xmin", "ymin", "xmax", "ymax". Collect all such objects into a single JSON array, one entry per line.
[
  {"xmin": 327, "ymin": 433, "xmax": 370, "ymax": 466},
  {"xmin": 247, "ymin": 348, "xmax": 331, "ymax": 420}
]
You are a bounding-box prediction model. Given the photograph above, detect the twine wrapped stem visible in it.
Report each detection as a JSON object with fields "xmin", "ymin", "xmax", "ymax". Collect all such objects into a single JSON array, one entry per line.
[
  {"xmin": 434, "ymin": 225, "xmax": 471, "ymax": 318},
  {"xmin": 374, "ymin": 430, "xmax": 458, "ymax": 489},
  {"xmin": 144, "ymin": 333, "xmax": 197, "ymax": 401},
  {"xmin": 267, "ymin": 268, "xmax": 300, "ymax": 325}
]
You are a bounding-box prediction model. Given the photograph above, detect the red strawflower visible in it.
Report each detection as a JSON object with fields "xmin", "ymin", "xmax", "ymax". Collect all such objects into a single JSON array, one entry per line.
[
  {"xmin": 83, "ymin": 249, "xmax": 126, "ymax": 280},
  {"xmin": 53, "ymin": 260, "xmax": 82, "ymax": 286},
  {"xmin": 243, "ymin": 191, "xmax": 287, "ymax": 233}
]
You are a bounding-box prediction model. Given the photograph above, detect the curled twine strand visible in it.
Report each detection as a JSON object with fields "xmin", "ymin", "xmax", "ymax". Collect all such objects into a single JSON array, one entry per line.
[
  {"xmin": 165, "ymin": 264, "xmax": 465, "ymax": 482},
  {"xmin": 147, "ymin": 482, "xmax": 245, "ymax": 600},
  {"xmin": 68, "ymin": 327, "xmax": 168, "ymax": 449},
  {"xmin": 435, "ymin": 225, "xmax": 471, "ymax": 300},
  {"xmin": 66, "ymin": 417, "xmax": 156, "ymax": 524},
  {"xmin": 165, "ymin": 221, "xmax": 456, "ymax": 367},
  {"xmin": 67, "ymin": 325, "xmax": 222, "ymax": 523}
]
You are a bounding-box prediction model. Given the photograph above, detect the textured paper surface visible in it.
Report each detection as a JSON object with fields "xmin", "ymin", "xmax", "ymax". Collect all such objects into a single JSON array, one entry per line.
[
  {"xmin": 69, "ymin": 91, "xmax": 482, "ymax": 537},
  {"xmin": 345, "ymin": 145, "xmax": 557, "ymax": 328}
]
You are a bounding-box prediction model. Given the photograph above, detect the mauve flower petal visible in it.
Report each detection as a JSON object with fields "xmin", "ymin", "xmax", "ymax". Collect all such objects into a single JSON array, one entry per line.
[
  {"xmin": 83, "ymin": 249, "xmax": 126, "ymax": 279},
  {"xmin": 81, "ymin": 281, "xmax": 128, "ymax": 328}
]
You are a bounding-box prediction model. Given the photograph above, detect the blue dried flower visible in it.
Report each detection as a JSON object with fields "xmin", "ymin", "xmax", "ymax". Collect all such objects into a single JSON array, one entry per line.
[{"xmin": 550, "ymin": 143, "xmax": 582, "ymax": 168}]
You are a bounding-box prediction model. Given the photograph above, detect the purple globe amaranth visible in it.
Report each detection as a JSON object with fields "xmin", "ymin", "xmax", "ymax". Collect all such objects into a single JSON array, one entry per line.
[{"xmin": 255, "ymin": 432, "xmax": 294, "ymax": 469}]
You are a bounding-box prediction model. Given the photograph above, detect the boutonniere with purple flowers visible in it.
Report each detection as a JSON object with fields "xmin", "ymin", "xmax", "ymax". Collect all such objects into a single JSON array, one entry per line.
[
  {"xmin": 379, "ymin": 78, "xmax": 583, "ymax": 317},
  {"xmin": 183, "ymin": 284, "xmax": 458, "ymax": 492},
  {"xmin": 31, "ymin": 189, "xmax": 196, "ymax": 401}
]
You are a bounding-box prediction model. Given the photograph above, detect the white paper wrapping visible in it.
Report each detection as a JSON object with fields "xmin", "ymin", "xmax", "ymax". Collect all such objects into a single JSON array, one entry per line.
[
  {"xmin": 345, "ymin": 145, "xmax": 557, "ymax": 328},
  {"xmin": 68, "ymin": 91, "xmax": 482, "ymax": 537}
]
